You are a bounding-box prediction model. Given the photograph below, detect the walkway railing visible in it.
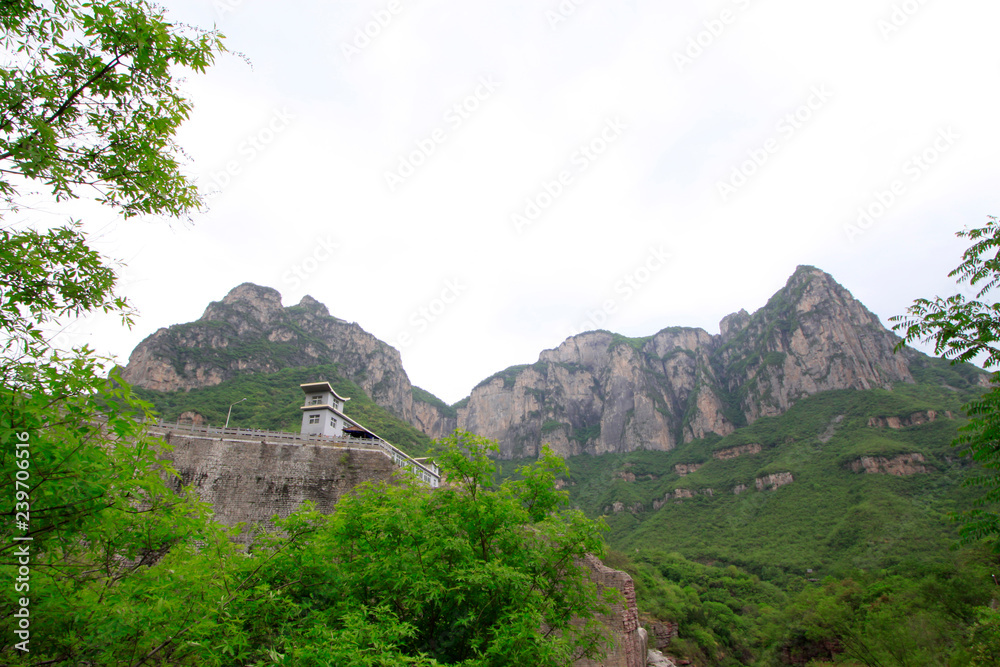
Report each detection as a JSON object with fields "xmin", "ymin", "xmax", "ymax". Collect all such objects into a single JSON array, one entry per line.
[{"xmin": 149, "ymin": 420, "xmax": 440, "ymax": 487}]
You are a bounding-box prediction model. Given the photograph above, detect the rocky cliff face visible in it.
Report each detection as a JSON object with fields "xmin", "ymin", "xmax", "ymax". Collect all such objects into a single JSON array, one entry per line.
[
  {"xmin": 573, "ymin": 555, "xmax": 647, "ymax": 667},
  {"xmin": 458, "ymin": 266, "xmax": 918, "ymax": 458},
  {"xmin": 715, "ymin": 266, "xmax": 913, "ymax": 423},
  {"xmin": 124, "ymin": 267, "xmax": 927, "ymax": 460},
  {"xmin": 122, "ymin": 283, "xmax": 421, "ymax": 424},
  {"xmin": 411, "ymin": 398, "xmax": 458, "ymax": 440}
]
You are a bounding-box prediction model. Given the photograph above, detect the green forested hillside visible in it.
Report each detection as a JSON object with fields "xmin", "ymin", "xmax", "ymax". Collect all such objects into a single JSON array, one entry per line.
[
  {"xmin": 131, "ymin": 353, "xmax": 1000, "ymax": 665},
  {"xmin": 133, "ymin": 364, "xmax": 434, "ymax": 455},
  {"xmin": 492, "ymin": 356, "xmax": 1000, "ymax": 664},
  {"xmin": 562, "ymin": 381, "xmax": 978, "ymax": 579}
]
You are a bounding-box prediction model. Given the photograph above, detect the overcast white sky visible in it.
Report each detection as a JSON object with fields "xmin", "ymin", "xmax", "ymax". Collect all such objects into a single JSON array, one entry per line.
[{"xmin": 45, "ymin": 0, "xmax": 1000, "ymax": 405}]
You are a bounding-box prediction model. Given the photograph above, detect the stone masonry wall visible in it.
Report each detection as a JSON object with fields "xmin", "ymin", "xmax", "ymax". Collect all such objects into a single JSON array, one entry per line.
[
  {"xmin": 159, "ymin": 433, "xmax": 398, "ymax": 527},
  {"xmin": 157, "ymin": 433, "xmax": 647, "ymax": 666},
  {"xmin": 575, "ymin": 554, "xmax": 648, "ymax": 667}
]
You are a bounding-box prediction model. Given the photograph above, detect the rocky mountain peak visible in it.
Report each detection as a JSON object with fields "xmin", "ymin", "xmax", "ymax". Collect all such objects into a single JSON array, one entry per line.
[
  {"xmin": 122, "ymin": 284, "xmax": 418, "ymax": 426},
  {"xmin": 719, "ymin": 309, "xmax": 750, "ymax": 338},
  {"xmin": 787, "ymin": 265, "xmax": 861, "ymax": 314},
  {"xmin": 201, "ymin": 283, "xmax": 285, "ymax": 328},
  {"xmin": 296, "ymin": 295, "xmax": 331, "ymax": 318},
  {"xmin": 456, "ymin": 266, "xmax": 922, "ymax": 458}
]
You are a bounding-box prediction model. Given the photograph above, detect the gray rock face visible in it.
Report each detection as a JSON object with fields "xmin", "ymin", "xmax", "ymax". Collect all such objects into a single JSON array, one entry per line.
[
  {"xmin": 458, "ymin": 266, "xmax": 917, "ymax": 459},
  {"xmin": 122, "ymin": 283, "xmax": 419, "ymax": 424},
  {"xmin": 848, "ymin": 453, "xmax": 928, "ymax": 476},
  {"xmin": 123, "ymin": 266, "xmax": 925, "ymax": 459},
  {"xmin": 574, "ymin": 555, "xmax": 647, "ymax": 667},
  {"xmin": 716, "ymin": 266, "xmax": 913, "ymax": 423},
  {"xmin": 411, "ymin": 398, "xmax": 458, "ymax": 440}
]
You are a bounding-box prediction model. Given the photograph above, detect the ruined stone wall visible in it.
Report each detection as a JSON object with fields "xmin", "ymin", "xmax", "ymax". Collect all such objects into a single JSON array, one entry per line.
[
  {"xmin": 159, "ymin": 433, "xmax": 398, "ymax": 527},
  {"xmin": 575, "ymin": 554, "xmax": 648, "ymax": 667}
]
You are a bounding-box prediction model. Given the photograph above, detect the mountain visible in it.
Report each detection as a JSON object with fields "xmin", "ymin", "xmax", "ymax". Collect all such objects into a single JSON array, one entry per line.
[
  {"xmin": 456, "ymin": 266, "xmax": 934, "ymax": 458},
  {"xmin": 120, "ymin": 269, "xmax": 996, "ymax": 666},
  {"xmin": 122, "ymin": 266, "xmax": 983, "ymax": 460},
  {"xmin": 121, "ymin": 282, "xmax": 454, "ymax": 436}
]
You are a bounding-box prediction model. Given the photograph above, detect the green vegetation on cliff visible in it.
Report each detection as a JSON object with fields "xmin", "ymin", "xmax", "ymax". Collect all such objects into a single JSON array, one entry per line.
[
  {"xmin": 492, "ymin": 356, "xmax": 1000, "ymax": 665},
  {"xmin": 561, "ymin": 378, "xmax": 982, "ymax": 579},
  {"xmin": 135, "ymin": 364, "xmax": 433, "ymax": 455}
]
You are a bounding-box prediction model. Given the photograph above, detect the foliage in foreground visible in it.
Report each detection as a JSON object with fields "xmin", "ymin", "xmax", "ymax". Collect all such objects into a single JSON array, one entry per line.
[
  {"xmin": 893, "ymin": 215, "xmax": 1000, "ymax": 550},
  {"xmin": 0, "ymin": 431, "xmax": 617, "ymax": 666}
]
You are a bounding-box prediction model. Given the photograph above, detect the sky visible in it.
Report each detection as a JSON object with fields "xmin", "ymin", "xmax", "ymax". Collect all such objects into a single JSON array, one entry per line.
[{"xmin": 42, "ymin": 0, "xmax": 1000, "ymax": 405}]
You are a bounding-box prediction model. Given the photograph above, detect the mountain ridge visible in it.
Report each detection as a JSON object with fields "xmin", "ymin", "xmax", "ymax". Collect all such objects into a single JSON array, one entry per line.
[
  {"xmin": 121, "ymin": 265, "xmax": 980, "ymax": 458},
  {"xmin": 453, "ymin": 265, "xmax": 926, "ymax": 457}
]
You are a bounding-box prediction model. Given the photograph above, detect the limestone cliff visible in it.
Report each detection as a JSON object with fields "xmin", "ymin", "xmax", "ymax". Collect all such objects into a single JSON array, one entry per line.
[
  {"xmin": 456, "ymin": 327, "xmax": 729, "ymax": 458},
  {"xmin": 458, "ymin": 266, "xmax": 920, "ymax": 459},
  {"xmin": 122, "ymin": 283, "xmax": 424, "ymax": 424},
  {"xmin": 124, "ymin": 267, "xmax": 937, "ymax": 460},
  {"xmin": 411, "ymin": 388, "xmax": 459, "ymax": 440},
  {"xmin": 714, "ymin": 266, "xmax": 913, "ymax": 422}
]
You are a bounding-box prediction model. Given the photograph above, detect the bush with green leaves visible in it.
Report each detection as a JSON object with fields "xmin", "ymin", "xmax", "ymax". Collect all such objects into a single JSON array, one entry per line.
[
  {"xmin": 166, "ymin": 431, "xmax": 620, "ymax": 667},
  {"xmin": 893, "ymin": 215, "xmax": 1000, "ymax": 549}
]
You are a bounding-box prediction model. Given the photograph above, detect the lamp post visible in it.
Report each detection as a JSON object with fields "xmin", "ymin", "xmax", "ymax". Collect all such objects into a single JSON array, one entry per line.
[{"xmin": 225, "ymin": 397, "xmax": 247, "ymax": 429}]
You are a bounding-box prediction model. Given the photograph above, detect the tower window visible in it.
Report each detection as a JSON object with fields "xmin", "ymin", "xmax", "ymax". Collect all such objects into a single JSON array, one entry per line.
[{"xmin": 308, "ymin": 414, "xmax": 320, "ymax": 424}]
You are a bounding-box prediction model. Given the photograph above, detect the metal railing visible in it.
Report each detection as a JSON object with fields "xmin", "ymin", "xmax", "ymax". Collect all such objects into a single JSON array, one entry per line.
[{"xmin": 149, "ymin": 420, "xmax": 439, "ymax": 487}]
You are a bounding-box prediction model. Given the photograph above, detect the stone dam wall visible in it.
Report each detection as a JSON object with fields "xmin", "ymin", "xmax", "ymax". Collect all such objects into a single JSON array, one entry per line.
[
  {"xmin": 153, "ymin": 429, "xmax": 653, "ymax": 666},
  {"xmin": 158, "ymin": 432, "xmax": 398, "ymax": 527}
]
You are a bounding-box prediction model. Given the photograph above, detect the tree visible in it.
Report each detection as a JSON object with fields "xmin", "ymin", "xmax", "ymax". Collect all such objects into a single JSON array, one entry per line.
[
  {"xmin": 179, "ymin": 432, "xmax": 619, "ymax": 667},
  {"xmin": 892, "ymin": 215, "xmax": 1000, "ymax": 547},
  {"xmin": 0, "ymin": 0, "xmax": 223, "ymax": 218},
  {"xmin": 0, "ymin": 1, "xmax": 227, "ymax": 661}
]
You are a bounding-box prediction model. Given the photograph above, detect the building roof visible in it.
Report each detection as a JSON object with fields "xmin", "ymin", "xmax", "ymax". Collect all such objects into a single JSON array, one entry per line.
[{"xmin": 299, "ymin": 381, "xmax": 351, "ymax": 403}]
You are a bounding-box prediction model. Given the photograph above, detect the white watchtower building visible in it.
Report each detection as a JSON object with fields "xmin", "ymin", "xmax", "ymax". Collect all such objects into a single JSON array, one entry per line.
[
  {"xmin": 299, "ymin": 381, "xmax": 356, "ymax": 437},
  {"xmin": 299, "ymin": 380, "xmax": 440, "ymax": 487}
]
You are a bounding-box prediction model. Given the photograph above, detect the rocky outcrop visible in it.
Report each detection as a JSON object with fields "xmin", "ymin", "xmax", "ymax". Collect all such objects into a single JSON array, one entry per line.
[
  {"xmin": 177, "ymin": 410, "xmax": 207, "ymax": 425},
  {"xmin": 867, "ymin": 410, "xmax": 952, "ymax": 429},
  {"xmin": 411, "ymin": 395, "xmax": 458, "ymax": 440},
  {"xmin": 755, "ymin": 472, "xmax": 794, "ymax": 491},
  {"xmin": 458, "ymin": 266, "xmax": 921, "ymax": 458},
  {"xmin": 122, "ymin": 284, "xmax": 452, "ymax": 430},
  {"xmin": 646, "ymin": 650, "xmax": 679, "ymax": 667},
  {"xmin": 848, "ymin": 453, "xmax": 927, "ymax": 476},
  {"xmin": 713, "ymin": 443, "xmax": 762, "ymax": 460},
  {"xmin": 647, "ymin": 621, "xmax": 679, "ymax": 651},
  {"xmin": 714, "ymin": 267, "xmax": 914, "ymax": 423},
  {"xmin": 651, "ymin": 488, "xmax": 713, "ymax": 509},
  {"xmin": 458, "ymin": 328, "xmax": 730, "ymax": 458},
  {"xmin": 674, "ymin": 463, "xmax": 703, "ymax": 476},
  {"xmin": 607, "ymin": 501, "xmax": 645, "ymax": 514},
  {"xmin": 574, "ymin": 555, "xmax": 647, "ymax": 667}
]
